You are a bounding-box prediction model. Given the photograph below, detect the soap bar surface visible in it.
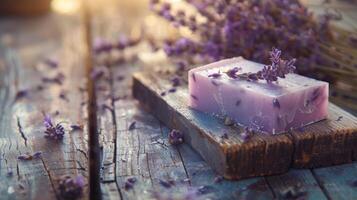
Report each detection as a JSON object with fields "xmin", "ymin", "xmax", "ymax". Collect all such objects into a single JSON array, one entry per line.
[{"xmin": 188, "ymin": 57, "xmax": 329, "ymax": 134}]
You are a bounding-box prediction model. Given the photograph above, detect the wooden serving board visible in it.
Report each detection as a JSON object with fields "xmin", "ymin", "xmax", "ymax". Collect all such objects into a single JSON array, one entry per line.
[{"xmin": 132, "ymin": 72, "xmax": 357, "ymax": 180}]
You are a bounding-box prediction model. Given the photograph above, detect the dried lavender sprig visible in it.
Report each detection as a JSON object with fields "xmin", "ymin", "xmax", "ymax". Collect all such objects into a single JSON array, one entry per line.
[
  {"xmin": 44, "ymin": 115, "xmax": 66, "ymax": 140},
  {"xmin": 17, "ymin": 151, "xmax": 42, "ymax": 161},
  {"xmin": 168, "ymin": 129, "xmax": 184, "ymax": 145},
  {"xmin": 225, "ymin": 48, "xmax": 296, "ymax": 83}
]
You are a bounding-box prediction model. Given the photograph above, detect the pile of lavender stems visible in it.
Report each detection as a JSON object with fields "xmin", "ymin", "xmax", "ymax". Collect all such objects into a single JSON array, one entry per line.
[{"xmin": 149, "ymin": 0, "xmax": 338, "ymax": 75}]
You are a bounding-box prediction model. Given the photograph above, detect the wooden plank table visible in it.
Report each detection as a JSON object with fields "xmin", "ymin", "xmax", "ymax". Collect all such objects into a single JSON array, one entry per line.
[{"xmin": 0, "ymin": 0, "xmax": 357, "ymax": 199}]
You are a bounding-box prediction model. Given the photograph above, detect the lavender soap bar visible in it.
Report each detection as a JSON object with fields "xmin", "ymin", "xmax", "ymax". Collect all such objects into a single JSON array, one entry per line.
[{"xmin": 188, "ymin": 56, "xmax": 328, "ymax": 134}]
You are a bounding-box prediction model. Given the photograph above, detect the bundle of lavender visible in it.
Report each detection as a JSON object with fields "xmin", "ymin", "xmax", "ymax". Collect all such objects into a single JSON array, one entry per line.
[
  {"xmin": 150, "ymin": 0, "xmax": 332, "ymax": 71},
  {"xmin": 149, "ymin": 0, "xmax": 357, "ymax": 113}
]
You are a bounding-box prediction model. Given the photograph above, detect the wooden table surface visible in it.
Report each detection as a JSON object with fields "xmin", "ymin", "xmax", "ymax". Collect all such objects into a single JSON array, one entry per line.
[{"xmin": 0, "ymin": 0, "xmax": 356, "ymax": 199}]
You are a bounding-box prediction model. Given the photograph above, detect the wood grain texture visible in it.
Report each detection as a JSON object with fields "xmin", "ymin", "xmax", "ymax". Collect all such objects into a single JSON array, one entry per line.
[
  {"xmin": 111, "ymin": 66, "xmax": 191, "ymax": 199},
  {"xmin": 312, "ymin": 163, "xmax": 357, "ymax": 200},
  {"xmin": 0, "ymin": 14, "xmax": 88, "ymax": 200},
  {"xmin": 132, "ymin": 71, "xmax": 357, "ymax": 179},
  {"xmin": 266, "ymin": 170, "xmax": 328, "ymax": 200},
  {"xmin": 291, "ymin": 104, "xmax": 357, "ymax": 168},
  {"xmin": 161, "ymin": 126, "xmax": 275, "ymax": 200}
]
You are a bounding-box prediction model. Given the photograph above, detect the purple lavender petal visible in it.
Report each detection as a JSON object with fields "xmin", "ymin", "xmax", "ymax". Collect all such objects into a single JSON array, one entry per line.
[
  {"xmin": 32, "ymin": 151, "xmax": 42, "ymax": 159},
  {"xmin": 159, "ymin": 179, "xmax": 172, "ymax": 188},
  {"xmin": 14, "ymin": 90, "xmax": 28, "ymax": 101},
  {"xmin": 214, "ymin": 176, "xmax": 223, "ymax": 183},
  {"xmin": 168, "ymin": 88, "xmax": 177, "ymax": 93},
  {"xmin": 44, "ymin": 115, "xmax": 53, "ymax": 128},
  {"xmin": 273, "ymin": 98, "xmax": 280, "ymax": 109},
  {"xmin": 91, "ymin": 68, "xmax": 105, "ymax": 80},
  {"xmin": 170, "ymin": 76, "xmax": 181, "ymax": 87},
  {"xmin": 44, "ymin": 58, "xmax": 59, "ymax": 68},
  {"xmin": 128, "ymin": 121, "xmax": 136, "ymax": 131},
  {"xmin": 70, "ymin": 125, "xmax": 83, "ymax": 131},
  {"xmin": 17, "ymin": 154, "xmax": 31, "ymax": 160},
  {"xmin": 127, "ymin": 177, "xmax": 137, "ymax": 184},
  {"xmin": 7, "ymin": 171, "xmax": 13, "ymax": 177},
  {"xmin": 208, "ymin": 73, "xmax": 221, "ymax": 79},
  {"xmin": 75, "ymin": 175, "xmax": 85, "ymax": 188},
  {"xmin": 168, "ymin": 129, "xmax": 184, "ymax": 145}
]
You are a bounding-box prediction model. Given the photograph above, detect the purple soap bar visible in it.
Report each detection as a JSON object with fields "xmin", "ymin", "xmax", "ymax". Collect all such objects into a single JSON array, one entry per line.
[{"xmin": 188, "ymin": 57, "xmax": 329, "ymax": 134}]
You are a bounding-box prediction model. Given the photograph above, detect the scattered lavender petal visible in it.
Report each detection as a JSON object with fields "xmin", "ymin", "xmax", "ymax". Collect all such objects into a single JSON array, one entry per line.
[
  {"xmin": 160, "ymin": 91, "xmax": 166, "ymax": 96},
  {"xmin": 59, "ymin": 175, "xmax": 84, "ymax": 199},
  {"xmin": 17, "ymin": 154, "xmax": 31, "ymax": 160},
  {"xmin": 14, "ymin": 90, "xmax": 28, "ymax": 101},
  {"xmin": 32, "ymin": 151, "xmax": 42, "ymax": 159},
  {"xmin": 91, "ymin": 68, "xmax": 105, "ymax": 80},
  {"xmin": 220, "ymin": 133, "xmax": 229, "ymax": 139},
  {"xmin": 168, "ymin": 129, "xmax": 184, "ymax": 145},
  {"xmin": 127, "ymin": 177, "xmax": 137, "ymax": 184},
  {"xmin": 235, "ymin": 99, "xmax": 241, "ymax": 106},
  {"xmin": 170, "ymin": 76, "xmax": 181, "ymax": 87},
  {"xmin": 159, "ymin": 179, "xmax": 172, "ymax": 188},
  {"xmin": 191, "ymin": 94, "xmax": 198, "ymax": 101},
  {"xmin": 7, "ymin": 171, "xmax": 13, "ymax": 177},
  {"xmin": 116, "ymin": 75, "xmax": 125, "ymax": 81},
  {"xmin": 168, "ymin": 88, "xmax": 177, "ymax": 93},
  {"xmin": 124, "ymin": 182, "xmax": 134, "ymax": 190},
  {"xmin": 225, "ymin": 67, "xmax": 241, "ymax": 79},
  {"xmin": 93, "ymin": 38, "xmax": 113, "ymax": 54},
  {"xmin": 336, "ymin": 116, "xmax": 343, "ymax": 121},
  {"xmin": 42, "ymin": 72, "xmax": 65, "ymax": 85},
  {"xmin": 124, "ymin": 177, "xmax": 137, "ymax": 190},
  {"xmin": 208, "ymin": 73, "xmax": 221, "ymax": 79},
  {"xmin": 128, "ymin": 121, "xmax": 136, "ymax": 131},
  {"xmin": 273, "ymin": 98, "xmax": 280, "ymax": 109},
  {"xmin": 37, "ymin": 85, "xmax": 45, "ymax": 91},
  {"xmin": 298, "ymin": 127, "xmax": 305, "ymax": 132},
  {"xmin": 214, "ymin": 176, "xmax": 223, "ymax": 183},
  {"xmin": 192, "ymin": 73, "xmax": 196, "ymax": 82},
  {"xmin": 44, "ymin": 58, "xmax": 58, "ymax": 68},
  {"xmin": 70, "ymin": 125, "xmax": 83, "ymax": 131},
  {"xmin": 59, "ymin": 91, "xmax": 68, "ymax": 101}
]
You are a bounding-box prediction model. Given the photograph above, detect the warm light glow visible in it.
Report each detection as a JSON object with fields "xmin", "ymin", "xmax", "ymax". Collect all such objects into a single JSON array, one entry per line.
[
  {"xmin": 51, "ymin": 0, "xmax": 80, "ymax": 14},
  {"xmin": 167, "ymin": 0, "xmax": 182, "ymax": 3}
]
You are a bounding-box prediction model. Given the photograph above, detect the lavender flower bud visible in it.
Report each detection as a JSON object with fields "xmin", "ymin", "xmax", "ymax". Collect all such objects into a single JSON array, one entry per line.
[{"xmin": 168, "ymin": 129, "xmax": 184, "ymax": 145}]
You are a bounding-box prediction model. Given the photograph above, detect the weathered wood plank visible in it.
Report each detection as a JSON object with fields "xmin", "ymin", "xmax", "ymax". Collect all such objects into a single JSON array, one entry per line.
[
  {"xmin": 312, "ymin": 163, "xmax": 357, "ymax": 200},
  {"xmin": 111, "ymin": 65, "xmax": 190, "ymax": 199},
  {"xmin": 266, "ymin": 170, "xmax": 328, "ymax": 200},
  {"xmin": 291, "ymin": 103, "xmax": 357, "ymax": 168},
  {"xmin": 0, "ymin": 47, "xmax": 58, "ymax": 200},
  {"xmin": 160, "ymin": 126, "xmax": 275, "ymax": 200},
  {"xmin": 132, "ymin": 71, "xmax": 357, "ymax": 179},
  {"xmin": 0, "ymin": 14, "xmax": 89, "ymax": 199}
]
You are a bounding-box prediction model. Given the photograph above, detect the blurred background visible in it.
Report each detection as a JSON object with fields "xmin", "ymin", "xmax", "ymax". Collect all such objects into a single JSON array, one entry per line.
[{"xmin": 0, "ymin": 0, "xmax": 356, "ymax": 114}]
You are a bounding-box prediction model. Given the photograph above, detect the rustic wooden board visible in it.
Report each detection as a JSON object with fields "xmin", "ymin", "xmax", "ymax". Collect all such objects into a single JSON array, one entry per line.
[
  {"xmin": 132, "ymin": 71, "xmax": 357, "ymax": 179},
  {"xmin": 0, "ymin": 14, "xmax": 88, "ymax": 200}
]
